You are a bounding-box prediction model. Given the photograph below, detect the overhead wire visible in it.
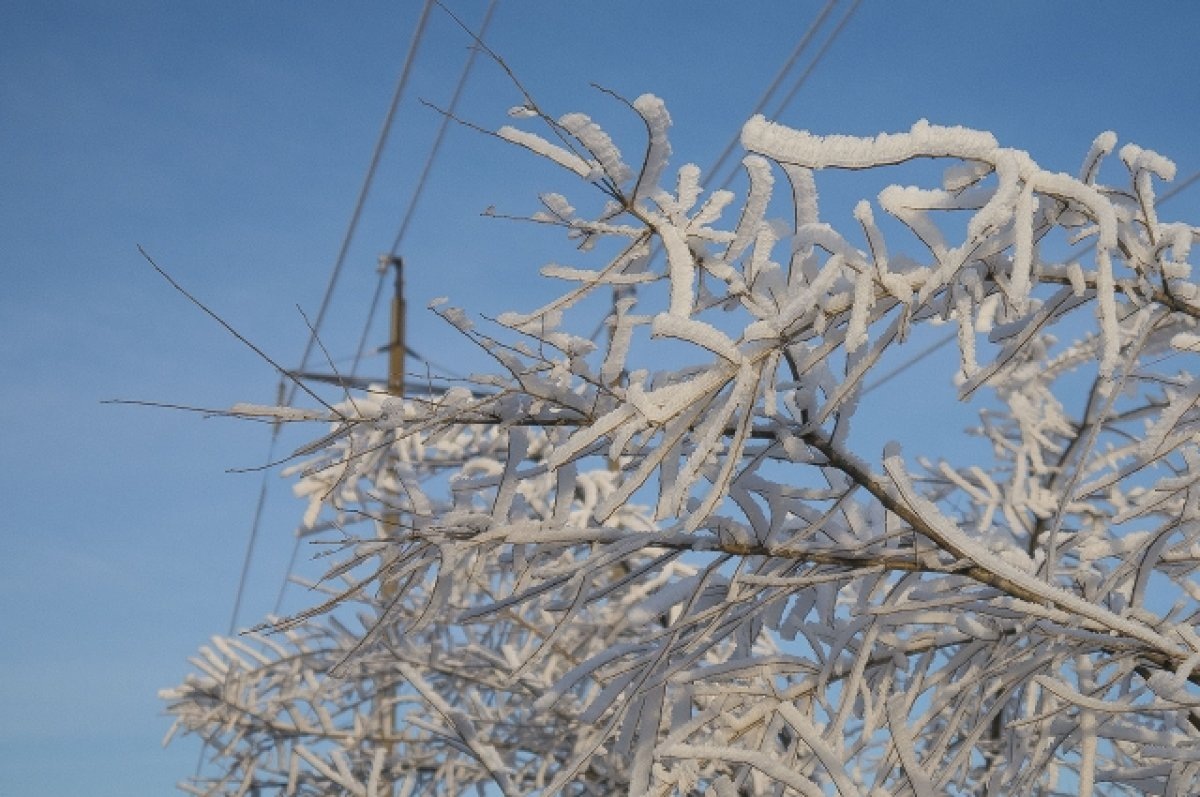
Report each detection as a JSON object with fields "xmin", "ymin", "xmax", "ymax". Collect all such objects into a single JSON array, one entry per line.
[
  {"xmin": 1160, "ymin": 168, "xmax": 1200, "ymax": 205},
  {"xmin": 764, "ymin": 0, "xmax": 863, "ymax": 128},
  {"xmin": 708, "ymin": 0, "xmax": 862, "ymax": 193},
  {"xmin": 226, "ymin": 0, "xmax": 436, "ymax": 637},
  {"xmin": 225, "ymin": 384, "xmax": 286, "ymax": 636},
  {"xmin": 286, "ymin": 0, "xmax": 436, "ymax": 407},
  {"xmin": 349, "ymin": 0, "xmax": 499, "ymax": 380},
  {"xmin": 275, "ymin": 1, "xmax": 499, "ymax": 616},
  {"xmin": 701, "ymin": 0, "xmax": 840, "ymax": 193}
]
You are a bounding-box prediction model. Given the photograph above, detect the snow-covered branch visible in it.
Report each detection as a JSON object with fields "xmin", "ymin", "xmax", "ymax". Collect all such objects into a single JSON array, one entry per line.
[{"xmin": 166, "ymin": 93, "xmax": 1200, "ymax": 795}]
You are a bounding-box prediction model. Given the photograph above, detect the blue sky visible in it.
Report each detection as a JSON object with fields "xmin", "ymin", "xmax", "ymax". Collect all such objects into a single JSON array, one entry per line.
[{"xmin": 2, "ymin": 2, "xmax": 1198, "ymax": 794}]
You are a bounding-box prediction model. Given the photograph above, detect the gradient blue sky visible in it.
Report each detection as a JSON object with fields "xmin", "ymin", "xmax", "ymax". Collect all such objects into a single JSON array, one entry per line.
[{"xmin": 2, "ymin": 2, "xmax": 1199, "ymax": 794}]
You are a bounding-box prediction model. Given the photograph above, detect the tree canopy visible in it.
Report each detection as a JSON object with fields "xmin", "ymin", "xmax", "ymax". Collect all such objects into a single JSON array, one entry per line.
[{"xmin": 164, "ymin": 90, "xmax": 1200, "ymax": 796}]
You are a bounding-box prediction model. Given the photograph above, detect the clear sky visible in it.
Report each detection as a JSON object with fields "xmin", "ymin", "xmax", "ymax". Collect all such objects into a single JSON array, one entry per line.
[{"xmin": 2, "ymin": 2, "xmax": 1198, "ymax": 795}]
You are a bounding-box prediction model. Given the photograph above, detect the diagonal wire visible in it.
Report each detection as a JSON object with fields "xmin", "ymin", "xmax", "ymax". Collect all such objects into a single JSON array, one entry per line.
[
  {"xmin": 227, "ymin": 0, "xmax": 436, "ymax": 638},
  {"xmin": 276, "ymin": 1, "xmax": 499, "ymax": 616},
  {"xmin": 1160, "ymin": 169, "xmax": 1200, "ymax": 204},
  {"xmin": 286, "ymin": 0, "xmax": 436, "ymax": 407},
  {"xmin": 702, "ymin": 0, "xmax": 840, "ymax": 192},
  {"xmin": 227, "ymin": 397, "xmax": 284, "ymax": 637},
  {"xmin": 711, "ymin": 0, "xmax": 862, "ymax": 194},
  {"xmin": 349, "ymin": 0, "xmax": 499, "ymax": 380},
  {"xmin": 767, "ymin": 0, "xmax": 862, "ymax": 122}
]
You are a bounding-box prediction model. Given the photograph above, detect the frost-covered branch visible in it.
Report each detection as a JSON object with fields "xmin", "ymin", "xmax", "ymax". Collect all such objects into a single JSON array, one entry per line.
[{"xmin": 166, "ymin": 94, "xmax": 1200, "ymax": 795}]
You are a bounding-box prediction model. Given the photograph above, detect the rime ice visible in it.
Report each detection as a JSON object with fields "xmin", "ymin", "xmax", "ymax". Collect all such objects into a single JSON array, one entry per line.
[{"xmin": 167, "ymin": 96, "xmax": 1200, "ymax": 796}]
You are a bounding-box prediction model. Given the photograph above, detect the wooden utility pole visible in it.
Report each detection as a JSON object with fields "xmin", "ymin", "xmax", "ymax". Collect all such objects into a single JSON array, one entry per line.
[
  {"xmin": 379, "ymin": 254, "xmax": 405, "ymax": 796},
  {"xmin": 386, "ymin": 256, "xmax": 406, "ymax": 398}
]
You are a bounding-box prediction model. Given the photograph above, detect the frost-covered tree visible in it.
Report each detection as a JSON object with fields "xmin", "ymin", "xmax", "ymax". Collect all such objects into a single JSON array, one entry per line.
[{"xmin": 164, "ymin": 91, "xmax": 1200, "ymax": 796}]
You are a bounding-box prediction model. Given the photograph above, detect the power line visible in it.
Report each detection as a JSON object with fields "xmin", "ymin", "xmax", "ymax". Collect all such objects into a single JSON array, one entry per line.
[
  {"xmin": 702, "ymin": 0, "xmax": 840, "ymax": 190},
  {"xmin": 226, "ymin": 0, "xmax": 436, "ymax": 636},
  {"xmin": 710, "ymin": 0, "xmax": 862, "ymax": 193},
  {"xmin": 227, "ymin": 385, "xmax": 286, "ymax": 635},
  {"xmin": 287, "ymin": 0, "xmax": 436, "ymax": 406},
  {"xmin": 861, "ymin": 329, "xmax": 956, "ymax": 396},
  {"xmin": 276, "ymin": 2, "xmax": 500, "ymax": 616},
  {"xmin": 350, "ymin": 0, "xmax": 499, "ymax": 379},
  {"xmin": 387, "ymin": 2, "xmax": 497, "ymax": 258},
  {"xmin": 765, "ymin": 0, "xmax": 862, "ymax": 123},
  {"xmin": 1161, "ymin": 168, "xmax": 1200, "ymax": 204}
]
